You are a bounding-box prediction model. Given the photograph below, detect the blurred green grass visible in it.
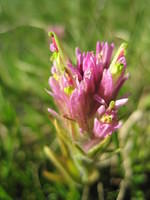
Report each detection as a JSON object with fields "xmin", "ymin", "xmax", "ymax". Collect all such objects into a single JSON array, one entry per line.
[{"xmin": 0, "ymin": 0, "xmax": 150, "ymax": 199}]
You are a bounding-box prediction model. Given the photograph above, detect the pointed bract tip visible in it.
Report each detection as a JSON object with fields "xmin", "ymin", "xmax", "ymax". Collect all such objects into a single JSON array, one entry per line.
[
  {"xmin": 120, "ymin": 42, "xmax": 128, "ymax": 55},
  {"xmin": 48, "ymin": 31, "xmax": 54, "ymax": 37}
]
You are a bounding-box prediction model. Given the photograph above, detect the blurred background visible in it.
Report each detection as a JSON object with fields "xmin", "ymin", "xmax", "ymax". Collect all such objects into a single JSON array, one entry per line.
[{"xmin": 0, "ymin": 0, "xmax": 150, "ymax": 199}]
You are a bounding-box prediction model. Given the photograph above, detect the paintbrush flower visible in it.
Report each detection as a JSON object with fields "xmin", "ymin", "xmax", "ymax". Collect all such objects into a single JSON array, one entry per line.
[{"xmin": 48, "ymin": 32, "xmax": 128, "ymax": 152}]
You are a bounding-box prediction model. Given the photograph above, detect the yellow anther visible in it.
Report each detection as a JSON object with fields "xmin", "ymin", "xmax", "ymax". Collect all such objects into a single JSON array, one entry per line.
[
  {"xmin": 100, "ymin": 114, "xmax": 113, "ymax": 123},
  {"xmin": 109, "ymin": 101, "xmax": 115, "ymax": 110},
  {"xmin": 64, "ymin": 86, "xmax": 74, "ymax": 95},
  {"xmin": 53, "ymin": 73, "xmax": 59, "ymax": 81}
]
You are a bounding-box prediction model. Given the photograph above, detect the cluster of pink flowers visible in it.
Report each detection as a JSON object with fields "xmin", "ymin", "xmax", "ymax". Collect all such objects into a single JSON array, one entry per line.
[{"xmin": 48, "ymin": 32, "xmax": 128, "ymax": 152}]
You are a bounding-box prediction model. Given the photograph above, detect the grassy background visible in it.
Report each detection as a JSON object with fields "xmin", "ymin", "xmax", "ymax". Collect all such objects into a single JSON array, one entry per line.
[{"xmin": 0, "ymin": 0, "xmax": 150, "ymax": 199}]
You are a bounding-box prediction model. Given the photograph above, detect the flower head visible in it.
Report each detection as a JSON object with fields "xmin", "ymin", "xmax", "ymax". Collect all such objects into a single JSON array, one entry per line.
[{"xmin": 48, "ymin": 32, "xmax": 128, "ymax": 152}]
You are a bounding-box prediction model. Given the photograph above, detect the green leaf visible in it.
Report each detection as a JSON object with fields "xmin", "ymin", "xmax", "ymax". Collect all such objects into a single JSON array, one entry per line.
[{"xmin": 0, "ymin": 186, "xmax": 12, "ymax": 200}]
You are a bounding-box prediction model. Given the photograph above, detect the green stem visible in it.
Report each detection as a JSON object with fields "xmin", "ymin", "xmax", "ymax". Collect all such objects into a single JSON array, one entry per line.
[{"xmin": 44, "ymin": 146, "xmax": 79, "ymax": 186}]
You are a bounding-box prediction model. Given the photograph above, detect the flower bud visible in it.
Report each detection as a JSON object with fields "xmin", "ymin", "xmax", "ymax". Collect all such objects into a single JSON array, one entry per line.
[
  {"xmin": 49, "ymin": 32, "xmax": 67, "ymax": 74},
  {"xmin": 109, "ymin": 43, "xmax": 127, "ymax": 83}
]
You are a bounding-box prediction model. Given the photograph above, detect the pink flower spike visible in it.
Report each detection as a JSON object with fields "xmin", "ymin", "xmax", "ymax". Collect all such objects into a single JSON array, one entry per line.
[{"xmin": 48, "ymin": 34, "xmax": 129, "ymax": 152}]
